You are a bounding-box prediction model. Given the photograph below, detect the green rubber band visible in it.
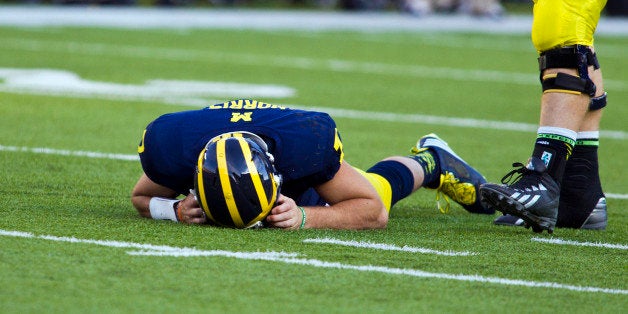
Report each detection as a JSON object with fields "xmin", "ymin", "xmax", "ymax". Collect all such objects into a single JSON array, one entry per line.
[{"xmin": 298, "ymin": 206, "xmax": 306, "ymax": 229}]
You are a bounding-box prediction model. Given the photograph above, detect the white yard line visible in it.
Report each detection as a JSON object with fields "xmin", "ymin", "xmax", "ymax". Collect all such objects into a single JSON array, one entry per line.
[
  {"xmin": 0, "ymin": 145, "xmax": 139, "ymax": 161},
  {"xmin": 532, "ymin": 237, "xmax": 628, "ymax": 250},
  {"xmin": 303, "ymin": 237, "xmax": 477, "ymax": 256},
  {"xmin": 606, "ymin": 193, "xmax": 628, "ymax": 200},
  {"xmin": 2, "ymin": 229, "xmax": 626, "ymax": 295}
]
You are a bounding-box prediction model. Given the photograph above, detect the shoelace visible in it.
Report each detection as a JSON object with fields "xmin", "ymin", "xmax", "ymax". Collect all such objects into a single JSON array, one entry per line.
[
  {"xmin": 500, "ymin": 162, "xmax": 529, "ymax": 185},
  {"xmin": 436, "ymin": 172, "xmax": 476, "ymax": 214}
]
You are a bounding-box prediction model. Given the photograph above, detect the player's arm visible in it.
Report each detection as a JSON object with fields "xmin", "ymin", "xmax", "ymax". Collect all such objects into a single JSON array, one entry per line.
[
  {"xmin": 266, "ymin": 160, "xmax": 388, "ymax": 230},
  {"xmin": 131, "ymin": 173, "xmax": 206, "ymax": 224}
]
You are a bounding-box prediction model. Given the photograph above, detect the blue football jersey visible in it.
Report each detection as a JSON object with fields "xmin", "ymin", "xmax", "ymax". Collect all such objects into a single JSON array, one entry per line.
[{"xmin": 138, "ymin": 99, "xmax": 344, "ymax": 203}]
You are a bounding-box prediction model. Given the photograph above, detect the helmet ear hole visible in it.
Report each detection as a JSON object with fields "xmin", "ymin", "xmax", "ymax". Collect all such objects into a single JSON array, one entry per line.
[{"xmin": 194, "ymin": 132, "xmax": 281, "ymax": 229}]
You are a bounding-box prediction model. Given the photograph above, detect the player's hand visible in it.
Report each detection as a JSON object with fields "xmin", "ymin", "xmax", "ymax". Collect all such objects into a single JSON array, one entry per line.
[
  {"xmin": 177, "ymin": 193, "xmax": 207, "ymax": 224},
  {"xmin": 265, "ymin": 194, "xmax": 303, "ymax": 230}
]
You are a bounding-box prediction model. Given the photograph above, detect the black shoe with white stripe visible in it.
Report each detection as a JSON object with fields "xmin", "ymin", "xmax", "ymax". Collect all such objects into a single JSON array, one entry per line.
[
  {"xmin": 480, "ymin": 157, "xmax": 559, "ymax": 233},
  {"xmin": 494, "ymin": 197, "xmax": 607, "ymax": 230}
]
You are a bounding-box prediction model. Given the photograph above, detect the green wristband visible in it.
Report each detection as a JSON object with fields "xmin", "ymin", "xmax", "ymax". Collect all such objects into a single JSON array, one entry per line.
[{"xmin": 298, "ymin": 206, "xmax": 306, "ymax": 229}]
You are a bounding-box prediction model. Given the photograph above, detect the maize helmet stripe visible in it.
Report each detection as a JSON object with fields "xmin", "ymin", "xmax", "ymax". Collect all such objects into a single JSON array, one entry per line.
[
  {"xmin": 195, "ymin": 147, "xmax": 215, "ymax": 222},
  {"xmin": 238, "ymin": 137, "xmax": 276, "ymax": 218},
  {"xmin": 216, "ymin": 138, "xmax": 245, "ymax": 228},
  {"xmin": 250, "ymin": 186, "xmax": 277, "ymax": 224},
  {"xmin": 268, "ymin": 172, "xmax": 278, "ymax": 212}
]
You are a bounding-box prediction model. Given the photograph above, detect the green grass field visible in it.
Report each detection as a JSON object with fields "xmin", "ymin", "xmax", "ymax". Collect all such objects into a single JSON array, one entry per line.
[{"xmin": 1, "ymin": 9, "xmax": 627, "ymax": 313}]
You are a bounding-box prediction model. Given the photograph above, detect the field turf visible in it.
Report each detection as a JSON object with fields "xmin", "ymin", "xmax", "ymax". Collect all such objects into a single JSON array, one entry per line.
[{"xmin": 0, "ymin": 8, "xmax": 626, "ymax": 313}]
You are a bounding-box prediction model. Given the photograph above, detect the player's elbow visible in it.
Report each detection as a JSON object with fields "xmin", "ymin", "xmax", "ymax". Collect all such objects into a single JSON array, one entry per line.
[
  {"xmin": 366, "ymin": 199, "xmax": 388, "ymax": 229},
  {"xmin": 345, "ymin": 198, "xmax": 388, "ymax": 230},
  {"xmin": 131, "ymin": 194, "xmax": 151, "ymax": 218},
  {"xmin": 373, "ymin": 204, "xmax": 389, "ymax": 229}
]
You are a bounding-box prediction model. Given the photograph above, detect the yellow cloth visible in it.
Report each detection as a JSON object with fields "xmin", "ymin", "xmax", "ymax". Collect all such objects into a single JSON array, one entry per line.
[
  {"xmin": 356, "ymin": 169, "xmax": 393, "ymax": 212},
  {"xmin": 531, "ymin": 0, "xmax": 606, "ymax": 53}
]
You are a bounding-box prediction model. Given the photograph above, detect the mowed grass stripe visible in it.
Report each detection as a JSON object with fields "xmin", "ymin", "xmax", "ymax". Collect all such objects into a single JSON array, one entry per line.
[
  {"xmin": 2, "ymin": 144, "xmax": 627, "ymax": 200},
  {"xmin": 3, "ymin": 37, "xmax": 626, "ymax": 91}
]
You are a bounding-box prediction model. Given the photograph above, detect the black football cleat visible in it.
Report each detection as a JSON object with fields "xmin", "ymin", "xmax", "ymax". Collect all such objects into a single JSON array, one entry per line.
[
  {"xmin": 493, "ymin": 198, "xmax": 607, "ymax": 230},
  {"xmin": 579, "ymin": 197, "xmax": 607, "ymax": 230},
  {"xmin": 493, "ymin": 214, "xmax": 525, "ymax": 227},
  {"xmin": 480, "ymin": 157, "xmax": 559, "ymax": 234}
]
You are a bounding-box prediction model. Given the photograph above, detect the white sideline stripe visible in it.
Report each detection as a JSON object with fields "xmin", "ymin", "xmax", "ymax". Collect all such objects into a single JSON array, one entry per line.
[
  {"xmin": 303, "ymin": 238, "xmax": 477, "ymax": 256},
  {"xmin": 532, "ymin": 237, "xmax": 628, "ymax": 250},
  {"xmin": 0, "ymin": 145, "xmax": 139, "ymax": 161},
  {"xmin": 2, "ymin": 229, "xmax": 626, "ymax": 295},
  {"xmin": 1, "ymin": 144, "xmax": 627, "ymax": 200}
]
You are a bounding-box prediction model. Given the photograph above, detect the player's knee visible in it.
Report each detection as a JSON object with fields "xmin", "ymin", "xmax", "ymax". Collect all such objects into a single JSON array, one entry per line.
[{"xmin": 538, "ymin": 46, "xmax": 598, "ymax": 98}]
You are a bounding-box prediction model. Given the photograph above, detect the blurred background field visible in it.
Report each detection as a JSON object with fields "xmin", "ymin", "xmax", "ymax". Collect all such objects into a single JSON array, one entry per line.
[{"xmin": 3, "ymin": 0, "xmax": 628, "ymax": 17}]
